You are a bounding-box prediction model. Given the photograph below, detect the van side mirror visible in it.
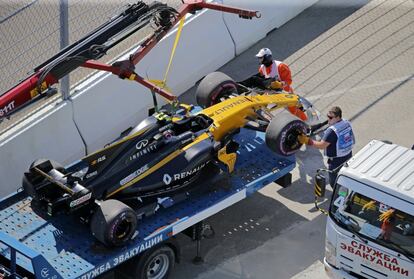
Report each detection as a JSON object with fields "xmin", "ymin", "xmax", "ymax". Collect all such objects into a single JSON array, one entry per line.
[{"xmin": 314, "ymin": 171, "xmax": 326, "ymax": 198}]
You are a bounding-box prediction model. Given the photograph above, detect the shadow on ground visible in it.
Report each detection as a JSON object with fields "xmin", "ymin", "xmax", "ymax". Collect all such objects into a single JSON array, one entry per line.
[
  {"xmin": 170, "ymin": 192, "xmax": 331, "ymax": 279},
  {"xmin": 179, "ymin": 0, "xmax": 369, "ymax": 105}
]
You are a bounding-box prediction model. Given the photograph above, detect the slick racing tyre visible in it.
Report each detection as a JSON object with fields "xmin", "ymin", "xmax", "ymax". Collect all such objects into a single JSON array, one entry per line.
[
  {"xmin": 196, "ymin": 71, "xmax": 238, "ymax": 108},
  {"xmin": 265, "ymin": 112, "xmax": 307, "ymax": 156},
  {"xmin": 133, "ymin": 245, "xmax": 175, "ymax": 279},
  {"xmin": 22, "ymin": 159, "xmax": 65, "ymax": 202},
  {"xmin": 90, "ymin": 199, "xmax": 137, "ymax": 247}
]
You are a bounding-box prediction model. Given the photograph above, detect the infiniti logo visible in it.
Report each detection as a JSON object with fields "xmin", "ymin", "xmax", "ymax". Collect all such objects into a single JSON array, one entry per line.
[{"xmin": 135, "ymin": 139, "xmax": 149, "ymax": 150}]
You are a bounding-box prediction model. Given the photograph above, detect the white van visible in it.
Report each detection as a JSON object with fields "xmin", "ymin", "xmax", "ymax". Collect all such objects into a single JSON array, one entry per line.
[{"xmin": 315, "ymin": 140, "xmax": 414, "ymax": 279}]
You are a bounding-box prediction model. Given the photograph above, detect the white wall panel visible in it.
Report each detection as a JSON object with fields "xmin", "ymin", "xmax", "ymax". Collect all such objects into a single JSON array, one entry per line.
[
  {"xmin": 223, "ymin": 0, "xmax": 318, "ymax": 54},
  {"xmin": 0, "ymin": 102, "xmax": 85, "ymax": 196},
  {"xmin": 145, "ymin": 9, "xmax": 235, "ymax": 95},
  {"xmin": 71, "ymin": 72, "xmax": 153, "ymax": 153}
]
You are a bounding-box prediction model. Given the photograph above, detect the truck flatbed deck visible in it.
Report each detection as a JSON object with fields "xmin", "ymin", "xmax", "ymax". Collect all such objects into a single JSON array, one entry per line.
[{"xmin": 0, "ymin": 128, "xmax": 295, "ymax": 279}]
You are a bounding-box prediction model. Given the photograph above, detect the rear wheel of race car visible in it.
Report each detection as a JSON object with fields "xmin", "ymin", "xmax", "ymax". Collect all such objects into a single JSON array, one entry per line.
[
  {"xmin": 196, "ymin": 71, "xmax": 238, "ymax": 108},
  {"xmin": 22, "ymin": 159, "xmax": 65, "ymax": 202},
  {"xmin": 132, "ymin": 245, "xmax": 175, "ymax": 279},
  {"xmin": 90, "ymin": 199, "xmax": 137, "ymax": 247},
  {"xmin": 265, "ymin": 112, "xmax": 307, "ymax": 156}
]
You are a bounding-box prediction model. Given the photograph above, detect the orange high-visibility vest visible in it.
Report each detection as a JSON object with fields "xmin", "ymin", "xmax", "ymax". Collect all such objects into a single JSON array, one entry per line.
[
  {"xmin": 259, "ymin": 60, "xmax": 307, "ymax": 120},
  {"xmin": 258, "ymin": 60, "xmax": 293, "ymax": 93}
]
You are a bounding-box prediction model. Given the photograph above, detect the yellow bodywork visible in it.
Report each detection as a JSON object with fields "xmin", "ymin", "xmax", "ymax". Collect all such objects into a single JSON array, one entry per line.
[
  {"xmin": 106, "ymin": 93, "xmax": 299, "ymax": 197},
  {"xmin": 217, "ymin": 145, "xmax": 237, "ymax": 173},
  {"xmin": 200, "ymin": 93, "xmax": 299, "ymax": 141}
]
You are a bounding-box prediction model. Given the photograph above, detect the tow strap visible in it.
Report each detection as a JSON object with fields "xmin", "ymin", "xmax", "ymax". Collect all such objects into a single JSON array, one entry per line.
[{"xmin": 148, "ymin": 17, "xmax": 186, "ymax": 99}]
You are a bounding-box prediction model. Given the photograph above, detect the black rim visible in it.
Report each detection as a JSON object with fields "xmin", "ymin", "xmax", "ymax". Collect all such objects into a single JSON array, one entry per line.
[
  {"xmin": 282, "ymin": 127, "xmax": 305, "ymax": 153},
  {"xmin": 114, "ymin": 218, "xmax": 132, "ymax": 239},
  {"xmin": 209, "ymin": 83, "xmax": 237, "ymax": 106}
]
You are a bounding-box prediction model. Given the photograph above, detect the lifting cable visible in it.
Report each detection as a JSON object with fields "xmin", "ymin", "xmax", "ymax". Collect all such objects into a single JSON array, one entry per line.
[{"xmin": 148, "ymin": 16, "xmax": 186, "ymax": 102}]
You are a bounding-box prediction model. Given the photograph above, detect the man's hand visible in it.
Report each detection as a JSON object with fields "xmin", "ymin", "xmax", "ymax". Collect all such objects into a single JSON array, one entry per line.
[{"xmin": 298, "ymin": 134, "xmax": 313, "ymax": 145}]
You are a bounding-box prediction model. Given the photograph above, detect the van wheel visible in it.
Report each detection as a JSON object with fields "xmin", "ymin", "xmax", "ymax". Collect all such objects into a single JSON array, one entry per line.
[
  {"xmin": 196, "ymin": 71, "xmax": 238, "ymax": 108},
  {"xmin": 134, "ymin": 245, "xmax": 175, "ymax": 279},
  {"xmin": 265, "ymin": 112, "xmax": 307, "ymax": 156},
  {"xmin": 90, "ymin": 199, "xmax": 137, "ymax": 247}
]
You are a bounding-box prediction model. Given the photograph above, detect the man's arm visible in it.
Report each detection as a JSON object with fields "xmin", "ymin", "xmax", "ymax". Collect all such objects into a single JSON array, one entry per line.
[
  {"xmin": 312, "ymin": 140, "xmax": 330, "ymax": 149},
  {"xmin": 278, "ymin": 63, "xmax": 292, "ymax": 86},
  {"xmin": 298, "ymin": 134, "xmax": 330, "ymax": 149},
  {"xmin": 298, "ymin": 127, "xmax": 334, "ymax": 150}
]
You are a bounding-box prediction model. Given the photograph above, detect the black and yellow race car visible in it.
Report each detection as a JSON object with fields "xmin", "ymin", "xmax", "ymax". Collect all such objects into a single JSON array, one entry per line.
[{"xmin": 22, "ymin": 78, "xmax": 316, "ymax": 246}]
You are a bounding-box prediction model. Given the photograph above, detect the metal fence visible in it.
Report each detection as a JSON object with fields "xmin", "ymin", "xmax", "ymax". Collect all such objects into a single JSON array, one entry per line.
[
  {"xmin": 1, "ymin": 0, "xmax": 183, "ymax": 93},
  {"xmin": 0, "ymin": 0, "xmax": 147, "ymax": 95},
  {"xmin": 0, "ymin": 0, "xmax": 180, "ymax": 132}
]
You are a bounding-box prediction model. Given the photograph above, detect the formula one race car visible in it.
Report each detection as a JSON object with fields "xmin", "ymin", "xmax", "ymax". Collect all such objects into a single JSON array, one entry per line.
[
  {"xmin": 22, "ymin": 89, "xmax": 310, "ymax": 247},
  {"xmin": 196, "ymin": 71, "xmax": 327, "ymax": 133}
]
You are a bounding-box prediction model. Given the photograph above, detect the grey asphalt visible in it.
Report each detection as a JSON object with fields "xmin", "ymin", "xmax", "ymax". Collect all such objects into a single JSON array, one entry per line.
[{"xmin": 172, "ymin": 0, "xmax": 414, "ymax": 278}]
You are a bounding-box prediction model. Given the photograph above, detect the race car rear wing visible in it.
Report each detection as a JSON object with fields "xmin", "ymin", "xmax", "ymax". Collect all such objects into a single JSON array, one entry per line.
[{"xmin": 0, "ymin": 0, "xmax": 259, "ymax": 120}]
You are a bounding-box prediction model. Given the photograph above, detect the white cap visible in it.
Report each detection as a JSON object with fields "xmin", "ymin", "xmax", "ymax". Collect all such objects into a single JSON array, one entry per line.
[{"xmin": 255, "ymin": 48, "xmax": 272, "ymax": 58}]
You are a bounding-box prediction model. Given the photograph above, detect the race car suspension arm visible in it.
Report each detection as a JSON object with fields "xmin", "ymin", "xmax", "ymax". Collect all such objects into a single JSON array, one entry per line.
[{"xmin": 0, "ymin": 0, "xmax": 259, "ymax": 119}]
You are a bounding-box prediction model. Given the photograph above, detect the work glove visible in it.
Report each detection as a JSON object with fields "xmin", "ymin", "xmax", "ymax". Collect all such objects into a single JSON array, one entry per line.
[
  {"xmin": 378, "ymin": 209, "xmax": 395, "ymax": 222},
  {"xmin": 269, "ymin": 80, "xmax": 283, "ymax": 90},
  {"xmin": 362, "ymin": 200, "xmax": 376, "ymax": 211},
  {"xmin": 298, "ymin": 134, "xmax": 313, "ymax": 145}
]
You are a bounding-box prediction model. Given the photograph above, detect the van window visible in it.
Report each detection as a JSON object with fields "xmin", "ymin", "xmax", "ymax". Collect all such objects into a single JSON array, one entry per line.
[{"xmin": 330, "ymin": 184, "xmax": 414, "ymax": 258}]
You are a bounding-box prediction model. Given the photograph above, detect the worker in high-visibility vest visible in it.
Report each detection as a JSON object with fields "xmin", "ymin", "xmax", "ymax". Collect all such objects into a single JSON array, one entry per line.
[
  {"xmin": 256, "ymin": 48, "xmax": 306, "ymax": 121},
  {"xmin": 256, "ymin": 48, "xmax": 293, "ymax": 93}
]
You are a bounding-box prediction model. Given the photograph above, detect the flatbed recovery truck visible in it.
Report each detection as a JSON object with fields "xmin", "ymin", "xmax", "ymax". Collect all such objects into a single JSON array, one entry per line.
[{"xmin": 0, "ymin": 128, "xmax": 295, "ymax": 279}]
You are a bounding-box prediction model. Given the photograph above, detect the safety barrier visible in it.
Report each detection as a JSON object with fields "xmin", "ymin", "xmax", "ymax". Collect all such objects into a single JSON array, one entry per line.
[
  {"xmin": 0, "ymin": 0, "xmax": 319, "ymax": 196},
  {"xmin": 0, "ymin": 102, "xmax": 85, "ymax": 196},
  {"xmin": 223, "ymin": 0, "xmax": 319, "ymax": 55}
]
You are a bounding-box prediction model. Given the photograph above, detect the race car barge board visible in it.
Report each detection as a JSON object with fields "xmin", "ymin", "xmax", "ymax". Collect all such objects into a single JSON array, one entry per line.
[{"xmin": 0, "ymin": 128, "xmax": 295, "ymax": 279}]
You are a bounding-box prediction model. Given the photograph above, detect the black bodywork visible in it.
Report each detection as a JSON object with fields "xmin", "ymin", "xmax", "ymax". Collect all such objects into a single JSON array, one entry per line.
[{"xmin": 22, "ymin": 108, "xmax": 220, "ymax": 216}]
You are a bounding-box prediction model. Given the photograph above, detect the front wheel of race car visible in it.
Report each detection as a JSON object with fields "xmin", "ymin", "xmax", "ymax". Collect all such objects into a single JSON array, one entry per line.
[
  {"xmin": 265, "ymin": 112, "xmax": 307, "ymax": 156},
  {"xmin": 90, "ymin": 199, "xmax": 137, "ymax": 247},
  {"xmin": 196, "ymin": 71, "xmax": 238, "ymax": 108}
]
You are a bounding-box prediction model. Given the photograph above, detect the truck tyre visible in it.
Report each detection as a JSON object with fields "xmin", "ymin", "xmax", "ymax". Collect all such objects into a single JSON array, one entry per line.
[
  {"xmin": 90, "ymin": 199, "xmax": 137, "ymax": 247},
  {"xmin": 133, "ymin": 245, "xmax": 175, "ymax": 279},
  {"xmin": 265, "ymin": 112, "xmax": 307, "ymax": 156},
  {"xmin": 196, "ymin": 71, "xmax": 238, "ymax": 108},
  {"xmin": 22, "ymin": 159, "xmax": 65, "ymax": 201}
]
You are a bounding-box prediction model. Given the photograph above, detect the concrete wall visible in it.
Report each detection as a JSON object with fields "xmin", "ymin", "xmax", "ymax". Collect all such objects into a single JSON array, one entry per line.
[
  {"xmin": 222, "ymin": 0, "xmax": 319, "ymax": 54},
  {"xmin": 0, "ymin": 102, "xmax": 85, "ymax": 196},
  {"xmin": 0, "ymin": 0, "xmax": 319, "ymax": 197}
]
